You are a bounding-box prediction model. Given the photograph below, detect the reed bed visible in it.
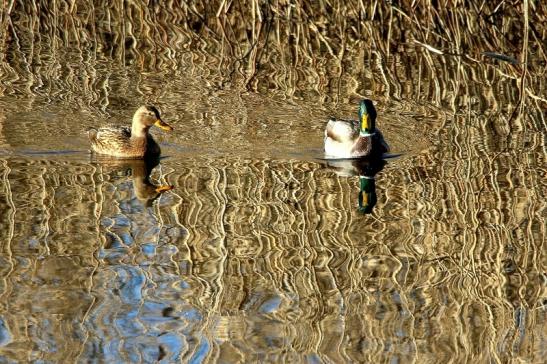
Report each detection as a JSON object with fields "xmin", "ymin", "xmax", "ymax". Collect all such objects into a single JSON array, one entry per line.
[{"xmin": 0, "ymin": 1, "xmax": 545, "ymax": 107}]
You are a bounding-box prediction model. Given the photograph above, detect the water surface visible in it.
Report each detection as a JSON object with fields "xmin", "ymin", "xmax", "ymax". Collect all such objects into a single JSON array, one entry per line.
[{"xmin": 0, "ymin": 2, "xmax": 545, "ymax": 363}]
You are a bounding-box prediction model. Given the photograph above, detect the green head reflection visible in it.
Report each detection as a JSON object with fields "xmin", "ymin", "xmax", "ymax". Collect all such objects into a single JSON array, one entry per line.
[{"xmin": 358, "ymin": 176, "xmax": 377, "ymax": 214}]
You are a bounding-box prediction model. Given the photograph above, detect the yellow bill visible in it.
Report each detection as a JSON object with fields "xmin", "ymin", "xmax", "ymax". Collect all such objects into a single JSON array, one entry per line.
[
  {"xmin": 155, "ymin": 185, "xmax": 174, "ymax": 193},
  {"xmin": 155, "ymin": 119, "xmax": 174, "ymax": 131},
  {"xmin": 361, "ymin": 114, "xmax": 369, "ymax": 131}
]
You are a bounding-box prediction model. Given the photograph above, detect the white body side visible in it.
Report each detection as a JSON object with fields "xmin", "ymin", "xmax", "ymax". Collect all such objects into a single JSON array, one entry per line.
[{"xmin": 324, "ymin": 119, "xmax": 359, "ymax": 158}]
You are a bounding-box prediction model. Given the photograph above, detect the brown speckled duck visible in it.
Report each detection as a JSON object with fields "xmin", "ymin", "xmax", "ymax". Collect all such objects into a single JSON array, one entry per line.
[
  {"xmin": 88, "ymin": 105, "xmax": 173, "ymax": 158},
  {"xmin": 324, "ymin": 99, "xmax": 389, "ymax": 158}
]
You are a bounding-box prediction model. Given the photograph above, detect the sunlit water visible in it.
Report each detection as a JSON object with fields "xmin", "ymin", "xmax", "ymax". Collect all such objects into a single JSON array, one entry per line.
[{"xmin": 0, "ymin": 2, "xmax": 545, "ymax": 363}]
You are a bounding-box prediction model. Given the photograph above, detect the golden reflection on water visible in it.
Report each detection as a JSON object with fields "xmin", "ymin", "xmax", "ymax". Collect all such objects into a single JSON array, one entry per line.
[
  {"xmin": 0, "ymin": 150, "xmax": 544, "ymax": 362},
  {"xmin": 0, "ymin": 1, "xmax": 545, "ymax": 363}
]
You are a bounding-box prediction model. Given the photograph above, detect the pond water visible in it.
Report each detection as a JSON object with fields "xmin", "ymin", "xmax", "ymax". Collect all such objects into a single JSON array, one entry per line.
[{"xmin": 0, "ymin": 2, "xmax": 545, "ymax": 363}]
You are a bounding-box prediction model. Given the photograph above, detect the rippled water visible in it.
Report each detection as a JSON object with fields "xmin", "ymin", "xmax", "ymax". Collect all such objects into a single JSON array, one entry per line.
[{"xmin": 0, "ymin": 2, "xmax": 545, "ymax": 363}]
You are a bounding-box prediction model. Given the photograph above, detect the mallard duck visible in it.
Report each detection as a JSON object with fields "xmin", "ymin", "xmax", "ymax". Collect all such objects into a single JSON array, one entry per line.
[
  {"xmin": 88, "ymin": 105, "xmax": 173, "ymax": 158},
  {"xmin": 129, "ymin": 158, "xmax": 173, "ymax": 205},
  {"xmin": 94, "ymin": 157, "xmax": 174, "ymax": 205},
  {"xmin": 324, "ymin": 99, "xmax": 389, "ymax": 158},
  {"xmin": 324, "ymin": 158, "xmax": 386, "ymax": 214},
  {"xmin": 358, "ymin": 176, "xmax": 377, "ymax": 214}
]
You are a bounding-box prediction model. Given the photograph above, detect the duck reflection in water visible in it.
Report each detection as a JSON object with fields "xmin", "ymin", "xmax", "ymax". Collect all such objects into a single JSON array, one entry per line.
[
  {"xmin": 325, "ymin": 158, "xmax": 386, "ymax": 214},
  {"xmin": 93, "ymin": 156, "xmax": 173, "ymax": 206}
]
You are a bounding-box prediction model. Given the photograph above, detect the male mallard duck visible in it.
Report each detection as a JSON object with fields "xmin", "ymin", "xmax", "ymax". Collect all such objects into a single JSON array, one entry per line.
[
  {"xmin": 325, "ymin": 158, "xmax": 386, "ymax": 214},
  {"xmin": 88, "ymin": 105, "xmax": 173, "ymax": 158},
  {"xmin": 324, "ymin": 99, "xmax": 389, "ymax": 158}
]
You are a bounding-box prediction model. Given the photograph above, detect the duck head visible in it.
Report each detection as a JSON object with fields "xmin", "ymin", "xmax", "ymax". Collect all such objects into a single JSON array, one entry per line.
[
  {"xmin": 133, "ymin": 105, "xmax": 173, "ymax": 134},
  {"xmin": 358, "ymin": 176, "xmax": 377, "ymax": 214},
  {"xmin": 357, "ymin": 99, "xmax": 377, "ymax": 136}
]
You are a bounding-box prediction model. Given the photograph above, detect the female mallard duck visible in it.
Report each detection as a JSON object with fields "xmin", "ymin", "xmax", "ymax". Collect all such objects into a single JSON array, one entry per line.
[
  {"xmin": 97, "ymin": 158, "xmax": 174, "ymax": 204},
  {"xmin": 324, "ymin": 99, "xmax": 389, "ymax": 158},
  {"xmin": 88, "ymin": 105, "xmax": 173, "ymax": 158}
]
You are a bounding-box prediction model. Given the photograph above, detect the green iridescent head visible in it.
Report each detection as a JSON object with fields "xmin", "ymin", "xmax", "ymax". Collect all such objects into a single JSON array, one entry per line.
[
  {"xmin": 358, "ymin": 176, "xmax": 377, "ymax": 214},
  {"xmin": 357, "ymin": 99, "xmax": 377, "ymax": 134}
]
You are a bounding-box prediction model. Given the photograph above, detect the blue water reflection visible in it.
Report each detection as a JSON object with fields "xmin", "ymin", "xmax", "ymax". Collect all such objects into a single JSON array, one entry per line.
[{"xmin": 83, "ymin": 160, "xmax": 198, "ymax": 363}]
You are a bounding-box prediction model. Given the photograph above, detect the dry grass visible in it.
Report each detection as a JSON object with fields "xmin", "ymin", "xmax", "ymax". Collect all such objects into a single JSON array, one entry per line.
[{"xmin": 0, "ymin": 1, "xmax": 545, "ymax": 105}]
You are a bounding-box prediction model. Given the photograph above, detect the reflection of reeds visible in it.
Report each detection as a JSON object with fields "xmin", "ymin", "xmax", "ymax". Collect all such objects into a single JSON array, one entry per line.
[
  {"xmin": 0, "ymin": 149, "xmax": 543, "ymax": 361},
  {"xmin": 0, "ymin": 159, "xmax": 15, "ymax": 312},
  {"xmin": 170, "ymin": 154, "xmax": 544, "ymax": 362}
]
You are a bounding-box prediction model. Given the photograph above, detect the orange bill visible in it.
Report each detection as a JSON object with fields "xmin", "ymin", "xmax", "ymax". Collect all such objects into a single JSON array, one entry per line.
[{"xmin": 155, "ymin": 119, "xmax": 173, "ymax": 131}]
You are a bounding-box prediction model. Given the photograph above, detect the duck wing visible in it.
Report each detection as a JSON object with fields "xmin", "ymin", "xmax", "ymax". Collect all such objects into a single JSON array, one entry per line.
[
  {"xmin": 325, "ymin": 118, "xmax": 359, "ymax": 142},
  {"xmin": 373, "ymin": 129, "xmax": 390, "ymax": 153},
  {"xmin": 88, "ymin": 126, "xmax": 131, "ymax": 152}
]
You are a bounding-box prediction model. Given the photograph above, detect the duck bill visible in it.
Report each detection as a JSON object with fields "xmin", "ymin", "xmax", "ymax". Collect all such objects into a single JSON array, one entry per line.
[
  {"xmin": 360, "ymin": 114, "xmax": 369, "ymax": 131},
  {"xmin": 155, "ymin": 119, "xmax": 173, "ymax": 131},
  {"xmin": 155, "ymin": 185, "xmax": 174, "ymax": 193}
]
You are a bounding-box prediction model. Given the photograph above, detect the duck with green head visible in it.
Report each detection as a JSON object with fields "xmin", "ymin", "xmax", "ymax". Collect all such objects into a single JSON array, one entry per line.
[
  {"xmin": 325, "ymin": 157, "xmax": 384, "ymax": 214},
  {"xmin": 88, "ymin": 105, "xmax": 173, "ymax": 158},
  {"xmin": 358, "ymin": 176, "xmax": 377, "ymax": 214},
  {"xmin": 324, "ymin": 99, "xmax": 389, "ymax": 158}
]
